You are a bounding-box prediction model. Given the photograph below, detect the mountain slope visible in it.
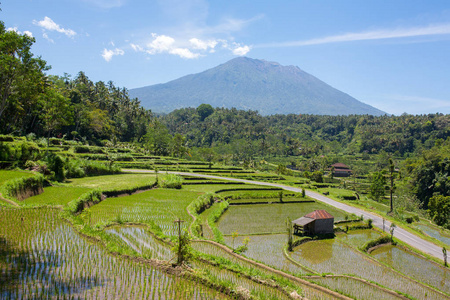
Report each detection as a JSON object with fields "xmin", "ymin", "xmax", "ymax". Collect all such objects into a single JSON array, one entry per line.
[{"xmin": 130, "ymin": 57, "xmax": 385, "ymax": 116}]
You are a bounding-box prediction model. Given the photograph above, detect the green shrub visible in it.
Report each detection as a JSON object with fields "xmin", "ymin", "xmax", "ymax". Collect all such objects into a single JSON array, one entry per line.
[
  {"xmin": 158, "ymin": 174, "xmax": 183, "ymax": 189},
  {"xmin": 0, "ymin": 135, "xmax": 14, "ymax": 142},
  {"xmin": 83, "ymin": 160, "xmax": 121, "ymax": 176},
  {"xmin": 46, "ymin": 154, "xmax": 66, "ymax": 181},
  {"xmin": 188, "ymin": 193, "xmax": 215, "ymax": 215},
  {"xmin": 208, "ymin": 201, "xmax": 229, "ymax": 244},
  {"xmin": 361, "ymin": 235, "xmax": 391, "ymax": 252},
  {"xmin": 66, "ymin": 189, "xmax": 102, "ymax": 214},
  {"xmin": 1, "ymin": 174, "xmax": 44, "ymax": 200}
]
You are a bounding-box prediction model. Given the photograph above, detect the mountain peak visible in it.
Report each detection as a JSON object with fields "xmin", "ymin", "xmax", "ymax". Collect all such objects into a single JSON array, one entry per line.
[{"xmin": 129, "ymin": 58, "xmax": 385, "ymax": 116}]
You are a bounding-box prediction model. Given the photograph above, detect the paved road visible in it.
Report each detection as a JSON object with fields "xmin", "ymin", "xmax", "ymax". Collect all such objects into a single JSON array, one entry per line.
[{"xmin": 124, "ymin": 169, "xmax": 446, "ymax": 262}]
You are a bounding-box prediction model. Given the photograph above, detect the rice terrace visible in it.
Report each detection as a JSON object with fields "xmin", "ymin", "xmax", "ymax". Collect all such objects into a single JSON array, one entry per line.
[
  {"xmin": 0, "ymin": 136, "xmax": 449, "ymax": 300},
  {"xmin": 2, "ymin": 3, "xmax": 450, "ymax": 298}
]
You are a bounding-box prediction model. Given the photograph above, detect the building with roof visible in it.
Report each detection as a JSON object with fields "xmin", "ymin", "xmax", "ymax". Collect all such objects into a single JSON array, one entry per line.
[
  {"xmin": 292, "ymin": 210, "xmax": 334, "ymax": 236},
  {"xmin": 330, "ymin": 163, "xmax": 352, "ymax": 177}
]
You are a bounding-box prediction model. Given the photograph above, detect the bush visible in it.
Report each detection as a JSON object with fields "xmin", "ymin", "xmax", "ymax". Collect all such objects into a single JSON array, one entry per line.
[
  {"xmin": 1, "ymin": 174, "xmax": 44, "ymax": 200},
  {"xmin": 0, "ymin": 135, "xmax": 14, "ymax": 142},
  {"xmin": 66, "ymin": 189, "xmax": 102, "ymax": 214},
  {"xmin": 46, "ymin": 154, "xmax": 66, "ymax": 181},
  {"xmin": 158, "ymin": 174, "xmax": 183, "ymax": 189},
  {"xmin": 208, "ymin": 201, "xmax": 229, "ymax": 244},
  {"xmin": 361, "ymin": 235, "xmax": 391, "ymax": 252}
]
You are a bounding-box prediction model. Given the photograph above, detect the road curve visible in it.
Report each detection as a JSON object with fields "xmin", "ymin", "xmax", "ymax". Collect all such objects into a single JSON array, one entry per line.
[{"xmin": 124, "ymin": 169, "xmax": 446, "ymax": 262}]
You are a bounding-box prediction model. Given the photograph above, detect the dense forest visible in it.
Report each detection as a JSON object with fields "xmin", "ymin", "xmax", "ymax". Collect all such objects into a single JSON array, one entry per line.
[{"xmin": 1, "ymin": 18, "xmax": 449, "ymax": 227}]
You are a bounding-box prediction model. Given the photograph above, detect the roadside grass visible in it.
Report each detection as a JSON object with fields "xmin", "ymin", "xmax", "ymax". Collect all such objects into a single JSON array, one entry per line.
[
  {"xmin": 24, "ymin": 186, "xmax": 92, "ymax": 206},
  {"xmin": 0, "ymin": 170, "xmax": 35, "ymax": 186},
  {"xmin": 66, "ymin": 173, "xmax": 156, "ymax": 190}
]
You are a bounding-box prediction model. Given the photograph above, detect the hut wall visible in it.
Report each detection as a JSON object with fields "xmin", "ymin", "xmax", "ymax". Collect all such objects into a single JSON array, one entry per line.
[{"xmin": 313, "ymin": 218, "xmax": 334, "ymax": 234}]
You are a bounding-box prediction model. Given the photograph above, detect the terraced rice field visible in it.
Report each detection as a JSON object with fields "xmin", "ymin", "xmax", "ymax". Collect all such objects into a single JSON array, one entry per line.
[
  {"xmin": 224, "ymin": 234, "xmax": 309, "ymax": 275},
  {"xmin": 0, "ymin": 170, "xmax": 35, "ymax": 185},
  {"xmin": 415, "ymin": 223, "xmax": 450, "ymax": 246},
  {"xmin": 24, "ymin": 186, "xmax": 92, "ymax": 206},
  {"xmin": 372, "ymin": 244, "xmax": 450, "ymax": 295},
  {"xmin": 337, "ymin": 229, "xmax": 382, "ymax": 248},
  {"xmin": 218, "ymin": 203, "xmax": 348, "ymax": 235},
  {"xmin": 67, "ymin": 173, "xmax": 156, "ymax": 190},
  {"xmin": 290, "ymin": 239, "xmax": 447, "ymax": 299},
  {"xmin": 309, "ymin": 276, "xmax": 402, "ymax": 300},
  {"xmin": 84, "ymin": 189, "xmax": 201, "ymax": 236},
  {"xmin": 105, "ymin": 225, "xmax": 174, "ymax": 261},
  {"xmin": 0, "ymin": 208, "xmax": 229, "ymax": 299}
]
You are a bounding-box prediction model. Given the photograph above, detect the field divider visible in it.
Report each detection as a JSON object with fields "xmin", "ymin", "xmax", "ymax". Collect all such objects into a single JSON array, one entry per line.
[
  {"xmin": 191, "ymin": 239, "xmax": 353, "ymax": 300},
  {"xmin": 0, "ymin": 192, "xmax": 19, "ymax": 206},
  {"xmin": 304, "ymin": 275, "xmax": 410, "ymax": 300}
]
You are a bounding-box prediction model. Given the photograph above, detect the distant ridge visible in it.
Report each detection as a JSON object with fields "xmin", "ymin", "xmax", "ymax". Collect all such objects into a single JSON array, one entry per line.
[{"xmin": 129, "ymin": 57, "xmax": 386, "ymax": 116}]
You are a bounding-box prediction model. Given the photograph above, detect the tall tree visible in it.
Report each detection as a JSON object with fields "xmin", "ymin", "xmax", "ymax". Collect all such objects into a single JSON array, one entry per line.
[{"xmin": 0, "ymin": 21, "xmax": 49, "ymax": 124}]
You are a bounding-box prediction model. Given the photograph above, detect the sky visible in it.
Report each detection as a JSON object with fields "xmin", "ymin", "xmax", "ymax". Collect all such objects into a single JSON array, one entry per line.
[{"xmin": 2, "ymin": 0, "xmax": 450, "ymax": 115}]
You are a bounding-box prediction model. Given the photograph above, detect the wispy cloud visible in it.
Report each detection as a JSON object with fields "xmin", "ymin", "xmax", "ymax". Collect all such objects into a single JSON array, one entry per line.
[
  {"xmin": 33, "ymin": 16, "xmax": 76, "ymax": 37},
  {"xmin": 258, "ymin": 23, "xmax": 450, "ymax": 48},
  {"xmin": 130, "ymin": 33, "xmax": 250, "ymax": 59},
  {"xmin": 102, "ymin": 48, "xmax": 125, "ymax": 62},
  {"xmin": 6, "ymin": 27, "xmax": 33, "ymax": 37}
]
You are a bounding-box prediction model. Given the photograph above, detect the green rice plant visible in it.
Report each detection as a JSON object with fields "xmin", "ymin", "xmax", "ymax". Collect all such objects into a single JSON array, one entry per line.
[
  {"xmin": 24, "ymin": 186, "xmax": 92, "ymax": 206},
  {"xmin": 85, "ymin": 189, "xmax": 201, "ymax": 237},
  {"xmin": 158, "ymin": 174, "xmax": 183, "ymax": 189},
  {"xmin": 0, "ymin": 170, "xmax": 35, "ymax": 186},
  {"xmin": 0, "ymin": 208, "xmax": 229, "ymax": 299}
]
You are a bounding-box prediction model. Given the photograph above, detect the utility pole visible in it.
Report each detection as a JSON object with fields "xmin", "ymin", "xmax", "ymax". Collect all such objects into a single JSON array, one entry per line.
[
  {"xmin": 389, "ymin": 158, "xmax": 395, "ymax": 213},
  {"xmin": 174, "ymin": 218, "xmax": 185, "ymax": 265}
]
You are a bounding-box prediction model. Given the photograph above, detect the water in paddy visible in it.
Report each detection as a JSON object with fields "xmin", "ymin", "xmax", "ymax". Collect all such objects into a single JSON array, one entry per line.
[
  {"xmin": 105, "ymin": 225, "xmax": 173, "ymax": 261},
  {"xmin": 224, "ymin": 234, "xmax": 309, "ymax": 275},
  {"xmin": 290, "ymin": 239, "xmax": 446, "ymax": 299},
  {"xmin": 337, "ymin": 229, "xmax": 381, "ymax": 248},
  {"xmin": 0, "ymin": 208, "xmax": 228, "ymax": 299},
  {"xmin": 372, "ymin": 244, "xmax": 450, "ymax": 295},
  {"xmin": 415, "ymin": 223, "xmax": 450, "ymax": 246}
]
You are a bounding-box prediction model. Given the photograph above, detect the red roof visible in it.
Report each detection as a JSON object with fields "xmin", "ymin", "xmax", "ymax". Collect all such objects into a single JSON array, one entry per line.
[{"xmin": 304, "ymin": 210, "xmax": 334, "ymax": 220}]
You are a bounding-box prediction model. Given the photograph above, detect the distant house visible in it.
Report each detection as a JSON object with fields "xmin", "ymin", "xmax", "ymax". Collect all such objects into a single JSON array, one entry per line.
[
  {"xmin": 292, "ymin": 210, "xmax": 334, "ymax": 235},
  {"xmin": 330, "ymin": 163, "xmax": 352, "ymax": 177}
]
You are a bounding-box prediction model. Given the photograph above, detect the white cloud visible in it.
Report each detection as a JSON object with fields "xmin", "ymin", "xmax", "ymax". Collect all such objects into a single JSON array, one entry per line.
[
  {"xmin": 146, "ymin": 34, "xmax": 175, "ymax": 54},
  {"xmin": 258, "ymin": 23, "xmax": 450, "ymax": 48},
  {"xmin": 131, "ymin": 33, "xmax": 250, "ymax": 59},
  {"xmin": 6, "ymin": 27, "xmax": 33, "ymax": 37},
  {"xmin": 102, "ymin": 48, "xmax": 125, "ymax": 62},
  {"xmin": 42, "ymin": 32, "xmax": 54, "ymax": 43},
  {"xmin": 232, "ymin": 45, "xmax": 251, "ymax": 56},
  {"xmin": 33, "ymin": 16, "xmax": 76, "ymax": 37},
  {"xmin": 169, "ymin": 48, "xmax": 199, "ymax": 59},
  {"xmin": 189, "ymin": 38, "xmax": 217, "ymax": 50}
]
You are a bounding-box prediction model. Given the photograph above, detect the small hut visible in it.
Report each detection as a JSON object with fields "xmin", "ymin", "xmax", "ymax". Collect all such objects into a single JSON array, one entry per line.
[
  {"xmin": 330, "ymin": 163, "xmax": 352, "ymax": 177},
  {"xmin": 292, "ymin": 210, "xmax": 334, "ymax": 235}
]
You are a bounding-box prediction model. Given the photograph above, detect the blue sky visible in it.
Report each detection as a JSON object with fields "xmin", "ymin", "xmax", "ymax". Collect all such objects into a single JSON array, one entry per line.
[{"xmin": 3, "ymin": 0, "xmax": 450, "ymax": 115}]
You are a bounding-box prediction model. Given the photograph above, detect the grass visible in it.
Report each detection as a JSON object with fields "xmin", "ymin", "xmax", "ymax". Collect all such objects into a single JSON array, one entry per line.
[{"xmin": 24, "ymin": 186, "xmax": 92, "ymax": 206}]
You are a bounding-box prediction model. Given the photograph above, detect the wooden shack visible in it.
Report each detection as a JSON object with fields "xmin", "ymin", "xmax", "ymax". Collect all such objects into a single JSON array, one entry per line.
[
  {"xmin": 330, "ymin": 163, "xmax": 352, "ymax": 177},
  {"xmin": 292, "ymin": 210, "xmax": 334, "ymax": 236}
]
